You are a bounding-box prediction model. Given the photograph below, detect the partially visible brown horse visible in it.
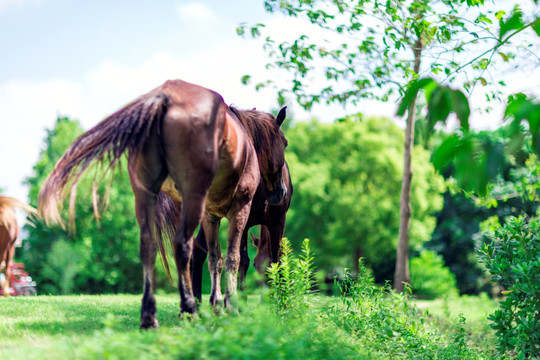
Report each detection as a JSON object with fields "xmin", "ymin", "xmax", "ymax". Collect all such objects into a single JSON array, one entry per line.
[
  {"xmin": 38, "ymin": 79, "xmax": 288, "ymax": 329},
  {"xmin": 0, "ymin": 196, "xmax": 36, "ymax": 297},
  {"xmin": 189, "ymin": 162, "xmax": 292, "ymax": 301}
]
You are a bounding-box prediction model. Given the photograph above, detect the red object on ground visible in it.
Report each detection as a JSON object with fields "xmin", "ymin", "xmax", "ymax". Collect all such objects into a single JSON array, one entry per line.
[{"xmin": 0, "ymin": 263, "xmax": 37, "ymax": 296}]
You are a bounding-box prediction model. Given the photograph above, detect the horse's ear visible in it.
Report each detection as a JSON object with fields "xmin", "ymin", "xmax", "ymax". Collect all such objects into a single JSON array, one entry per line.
[{"xmin": 276, "ymin": 106, "xmax": 287, "ymax": 127}]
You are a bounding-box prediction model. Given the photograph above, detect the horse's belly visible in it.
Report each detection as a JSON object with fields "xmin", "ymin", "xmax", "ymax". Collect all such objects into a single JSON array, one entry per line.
[
  {"xmin": 160, "ymin": 177, "xmax": 183, "ymax": 203},
  {"xmin": 160, "ymin": 176, "xmax": 233, "ymax": 218}
]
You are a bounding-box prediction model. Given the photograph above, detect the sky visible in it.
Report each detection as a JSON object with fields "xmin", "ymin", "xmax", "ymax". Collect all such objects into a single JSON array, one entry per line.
[
  {"xmin": 0, "ymin": 0, "xmax": 538, "ymax": 206},
  {"xmin": 0, "ymin": 0, "xmax": 387, "ymax": 204}
]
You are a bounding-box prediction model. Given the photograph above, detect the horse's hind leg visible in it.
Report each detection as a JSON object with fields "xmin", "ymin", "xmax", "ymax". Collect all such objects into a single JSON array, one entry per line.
[
  {"xmin": 202, "ymin": 214, "xmax": 223, "ymax": 308},
  {"xmin": 172, "ymin": 192, "xmax": 207, "ymax": 315},
  {"xmin": 134, "ymin": 192, "xmax": 160, "ymax": 329},
  {"xmin": 191, "ymin": 228, "xmax": 208, "ymax": 303},
  {"xmin": 130, "ymin": 138, "xmax": 167, "ymax": 329}
]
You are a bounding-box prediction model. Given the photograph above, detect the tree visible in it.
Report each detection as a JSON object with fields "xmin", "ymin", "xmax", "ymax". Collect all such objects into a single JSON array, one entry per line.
[
  {"xmin": 240, "ymin": 0, "xmax": 539, "ymax": 291},
  {"xmin": 284, "ymin": 115, "xmax": 443, "ymax": 282},
  {"xmin": 240, "ymin": 0, "xmax": 465, "ymax": 291}
]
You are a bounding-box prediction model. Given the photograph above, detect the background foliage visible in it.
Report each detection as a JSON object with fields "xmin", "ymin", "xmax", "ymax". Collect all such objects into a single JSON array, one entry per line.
[
  {"xmin": 284, "ymin": 114, "xmax": 443, "ymax": 282},
  {"xmin": 20, "ymin": 114, "xmax": 445, "ymax": 294},
  {"xmin": 18, "ymin": 113, "xmax": 538, "ymax": 298}
]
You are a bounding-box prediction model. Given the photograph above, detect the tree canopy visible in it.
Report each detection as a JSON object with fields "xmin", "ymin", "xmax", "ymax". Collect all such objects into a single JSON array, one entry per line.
[{"xmin": 284, "ymin": 115, "xmax": 443, "ymax": 281}]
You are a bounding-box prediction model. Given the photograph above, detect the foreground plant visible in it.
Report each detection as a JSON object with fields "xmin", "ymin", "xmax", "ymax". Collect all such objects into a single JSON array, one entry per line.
[
  {"xmin": 327, "ymin": 259, "xmax": 490, "ymax": 359},
  {"xmin": 267, "ymin": 238, "xmax": 316, "ymax": 312},
  {"xmin": 479, "ymin": 215, "xmax": 540, "ymax": 359}
]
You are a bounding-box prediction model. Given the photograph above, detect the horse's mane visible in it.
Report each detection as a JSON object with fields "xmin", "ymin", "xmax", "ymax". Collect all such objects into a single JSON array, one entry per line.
[{"xmin": 229, "ymin": 106, "xmax": 279, "ymax": 174}]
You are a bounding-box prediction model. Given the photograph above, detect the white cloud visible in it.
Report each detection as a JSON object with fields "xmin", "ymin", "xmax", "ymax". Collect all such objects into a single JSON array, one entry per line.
[
  {"xmin": 0, "ymin": 79, "xmax": 85, "ymax": 201},
  {"xmin": 0, "ymin": 27, "xmax": 369, "ymax": 202},
  {"xmin": 0, "ymin": 38, "xmax": 280, "ymax": 202},
  {"xmin": 177, "ymin": 2, "xmax": 217, "ymax": 21}
]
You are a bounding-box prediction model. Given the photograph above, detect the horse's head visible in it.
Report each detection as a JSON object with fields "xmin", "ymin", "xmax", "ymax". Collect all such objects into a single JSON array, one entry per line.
[
  {"xmin": 231, "ymin": 106, "xmax": 288, "ymax": 205},
  {"xmin": 260, "ymin": 106, "xmax": 288, "ymax": 205}
]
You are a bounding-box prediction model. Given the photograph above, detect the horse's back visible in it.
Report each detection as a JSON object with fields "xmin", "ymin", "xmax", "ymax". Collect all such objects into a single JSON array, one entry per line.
[
  {"xmin": 155, "ymin": 80, "xmax": 258, "ymax": 218},
  {"xmin": 159, "ymin": 79, "xmax": 225, "ymax": 114}
]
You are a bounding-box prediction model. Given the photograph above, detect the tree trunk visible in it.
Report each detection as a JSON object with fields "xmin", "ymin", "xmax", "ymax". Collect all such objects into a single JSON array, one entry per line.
[{"xmin": 394, "ymin": 37, "xmax": 422, "ymax": 293}]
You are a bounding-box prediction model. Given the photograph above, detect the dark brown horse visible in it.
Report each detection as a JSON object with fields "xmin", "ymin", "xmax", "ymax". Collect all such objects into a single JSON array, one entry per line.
[
  {"xmin": 38, "ymin": 79, "xmax": 288, "ymax": 329},
  {"xmin": 189, "ymin": 162, "xmax": 292, "ymax": 301},
  {"xmin": 0, "ymin": 196, "xmax": 36, "ymax": 297}
]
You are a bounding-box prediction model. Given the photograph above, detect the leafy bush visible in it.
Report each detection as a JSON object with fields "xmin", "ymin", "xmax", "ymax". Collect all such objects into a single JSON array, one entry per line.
[
  {"xmin": 478, "ymin": 215, "xmax": 540, "ymax": 358},
  {"xmin": 264, "ymin": 241, "xmax": 492, "ymax": 359},
  {"xmin": 326, "ymin": 259, "xmax": 490, "ymax": 359},
  {"xmin": 267, "ymin": 238, "xmax": 315, "ymax": 312},
  {"xmin": 410, "ymin": 250, "xmax": 459, "ymax": 299}
]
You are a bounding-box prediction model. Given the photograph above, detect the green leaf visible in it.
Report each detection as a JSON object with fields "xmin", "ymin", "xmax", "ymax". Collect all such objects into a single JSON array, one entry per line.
[
  {"xmin": 431, "ymin": 133, "xmax": 459, "ymax": 171},
  {"xmin": 499, "ymin": 7, "xmax": 524, "ymax": 39},
  {"xmin": 505, "ymin": 95, "xmax": 540, "ymax": 155},
  {"xmin": 532, "ymin": 17, "xmax": 540, "ymax": 37},
  {"xmin": 475, "ymin": 14, "xmax": 492, "ymax": 24},
  {"xmin": 450, "ymin": 90, "xmax": 470, "ymax": 132},
  {"xmin": 505, "ymin": 93, "xmax": 528, "ymax": 119},
  {"xmin": 236, "ymin": 24, "xmax": 246, "ymax": 36},
  {"xmin": 466, "ymin": 0, "xmax": 485, "ymax": 5},
  {"xmin": 241, "ymin": 75, "xmax": 251, "ymax": 85},
  {"xmin": 527, "ymin": 104, "xmax": 540, "ymax": 154},
  {"xmin": 397, "ymin": 78, "xmax": 437, "ymax": 116},
  {"xmin": 427, "ymin": 85, "xmax": 452, "ymax": 126}
]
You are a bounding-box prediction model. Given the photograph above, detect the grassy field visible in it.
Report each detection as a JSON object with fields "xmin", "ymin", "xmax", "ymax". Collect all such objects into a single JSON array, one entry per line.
[
  {"xmin": 415, "ymin": 294, "xmax": 499, "ymax": 351},
  {"xmin": 0, "ymin": 292, "xmax": 498, "ymax": 359}
]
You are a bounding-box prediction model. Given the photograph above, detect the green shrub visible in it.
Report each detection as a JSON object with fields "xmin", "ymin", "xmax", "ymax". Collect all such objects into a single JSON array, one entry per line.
[
  {"xmin": 478, "ymin": 215, "xmax": 540, "ymax": 358},
  {"xmin": 410, "ymin": 250, "xmax": 459, "ymax": 299},
  {"xmin": 267, "ymin": 238, "xmax": 315, "ymax": 312},
  {"xmin": 326, "ymin": 259, "xmax": 489, "ymax": 359}
]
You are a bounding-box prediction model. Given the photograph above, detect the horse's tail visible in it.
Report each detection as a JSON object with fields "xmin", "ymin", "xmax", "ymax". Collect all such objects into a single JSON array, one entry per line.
[
  {"xmin": 154, "ymin": 192, "xmax": 181, "ymax": 280},
  {"xmin": 38, "ymin": 93, "xmax": 169, "ymax": 226},
  {"xmin": 0, "ymin": 196, "xmax": 37, "ymax": 229}
]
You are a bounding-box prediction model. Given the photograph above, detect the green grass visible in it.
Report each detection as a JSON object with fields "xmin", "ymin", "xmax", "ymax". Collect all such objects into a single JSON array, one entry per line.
[
  {"xmin": 414, "ymin": 294, "xmax": 499, "ymax": 352},
  {"xmin": 0, "ymin": 293, "xmax": 497, "ymax": 359},
  {"xmin": 0, "ymin": 294, "xmax": 367, "ymax": 360},
  {"xmin": 0, "ymin": 294, "xmax": 178, "ymax": 346},
  {"xmin": 415, "ymin": 293, "xmax": 498, "ymax": 328}
]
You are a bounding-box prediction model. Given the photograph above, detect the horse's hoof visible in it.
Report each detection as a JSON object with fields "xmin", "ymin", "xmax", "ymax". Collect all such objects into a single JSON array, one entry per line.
[
  {"xmin": 181, "ymin": 298, "xmax": 197, "ymax": 314},
  {"xmin": 224, "ymin": 296, "xmax": 239, "ymax": 314},
  {"xmin": 209, "ymin": 294, "xmax": 223, "ymax": 308},
  {"xmin": 178, "ymin": 311, "xmax": 198, "ymax": 321},
  {"xmin": 140, "ymin": 317, "xmax": 159, "ymax": 330}
]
